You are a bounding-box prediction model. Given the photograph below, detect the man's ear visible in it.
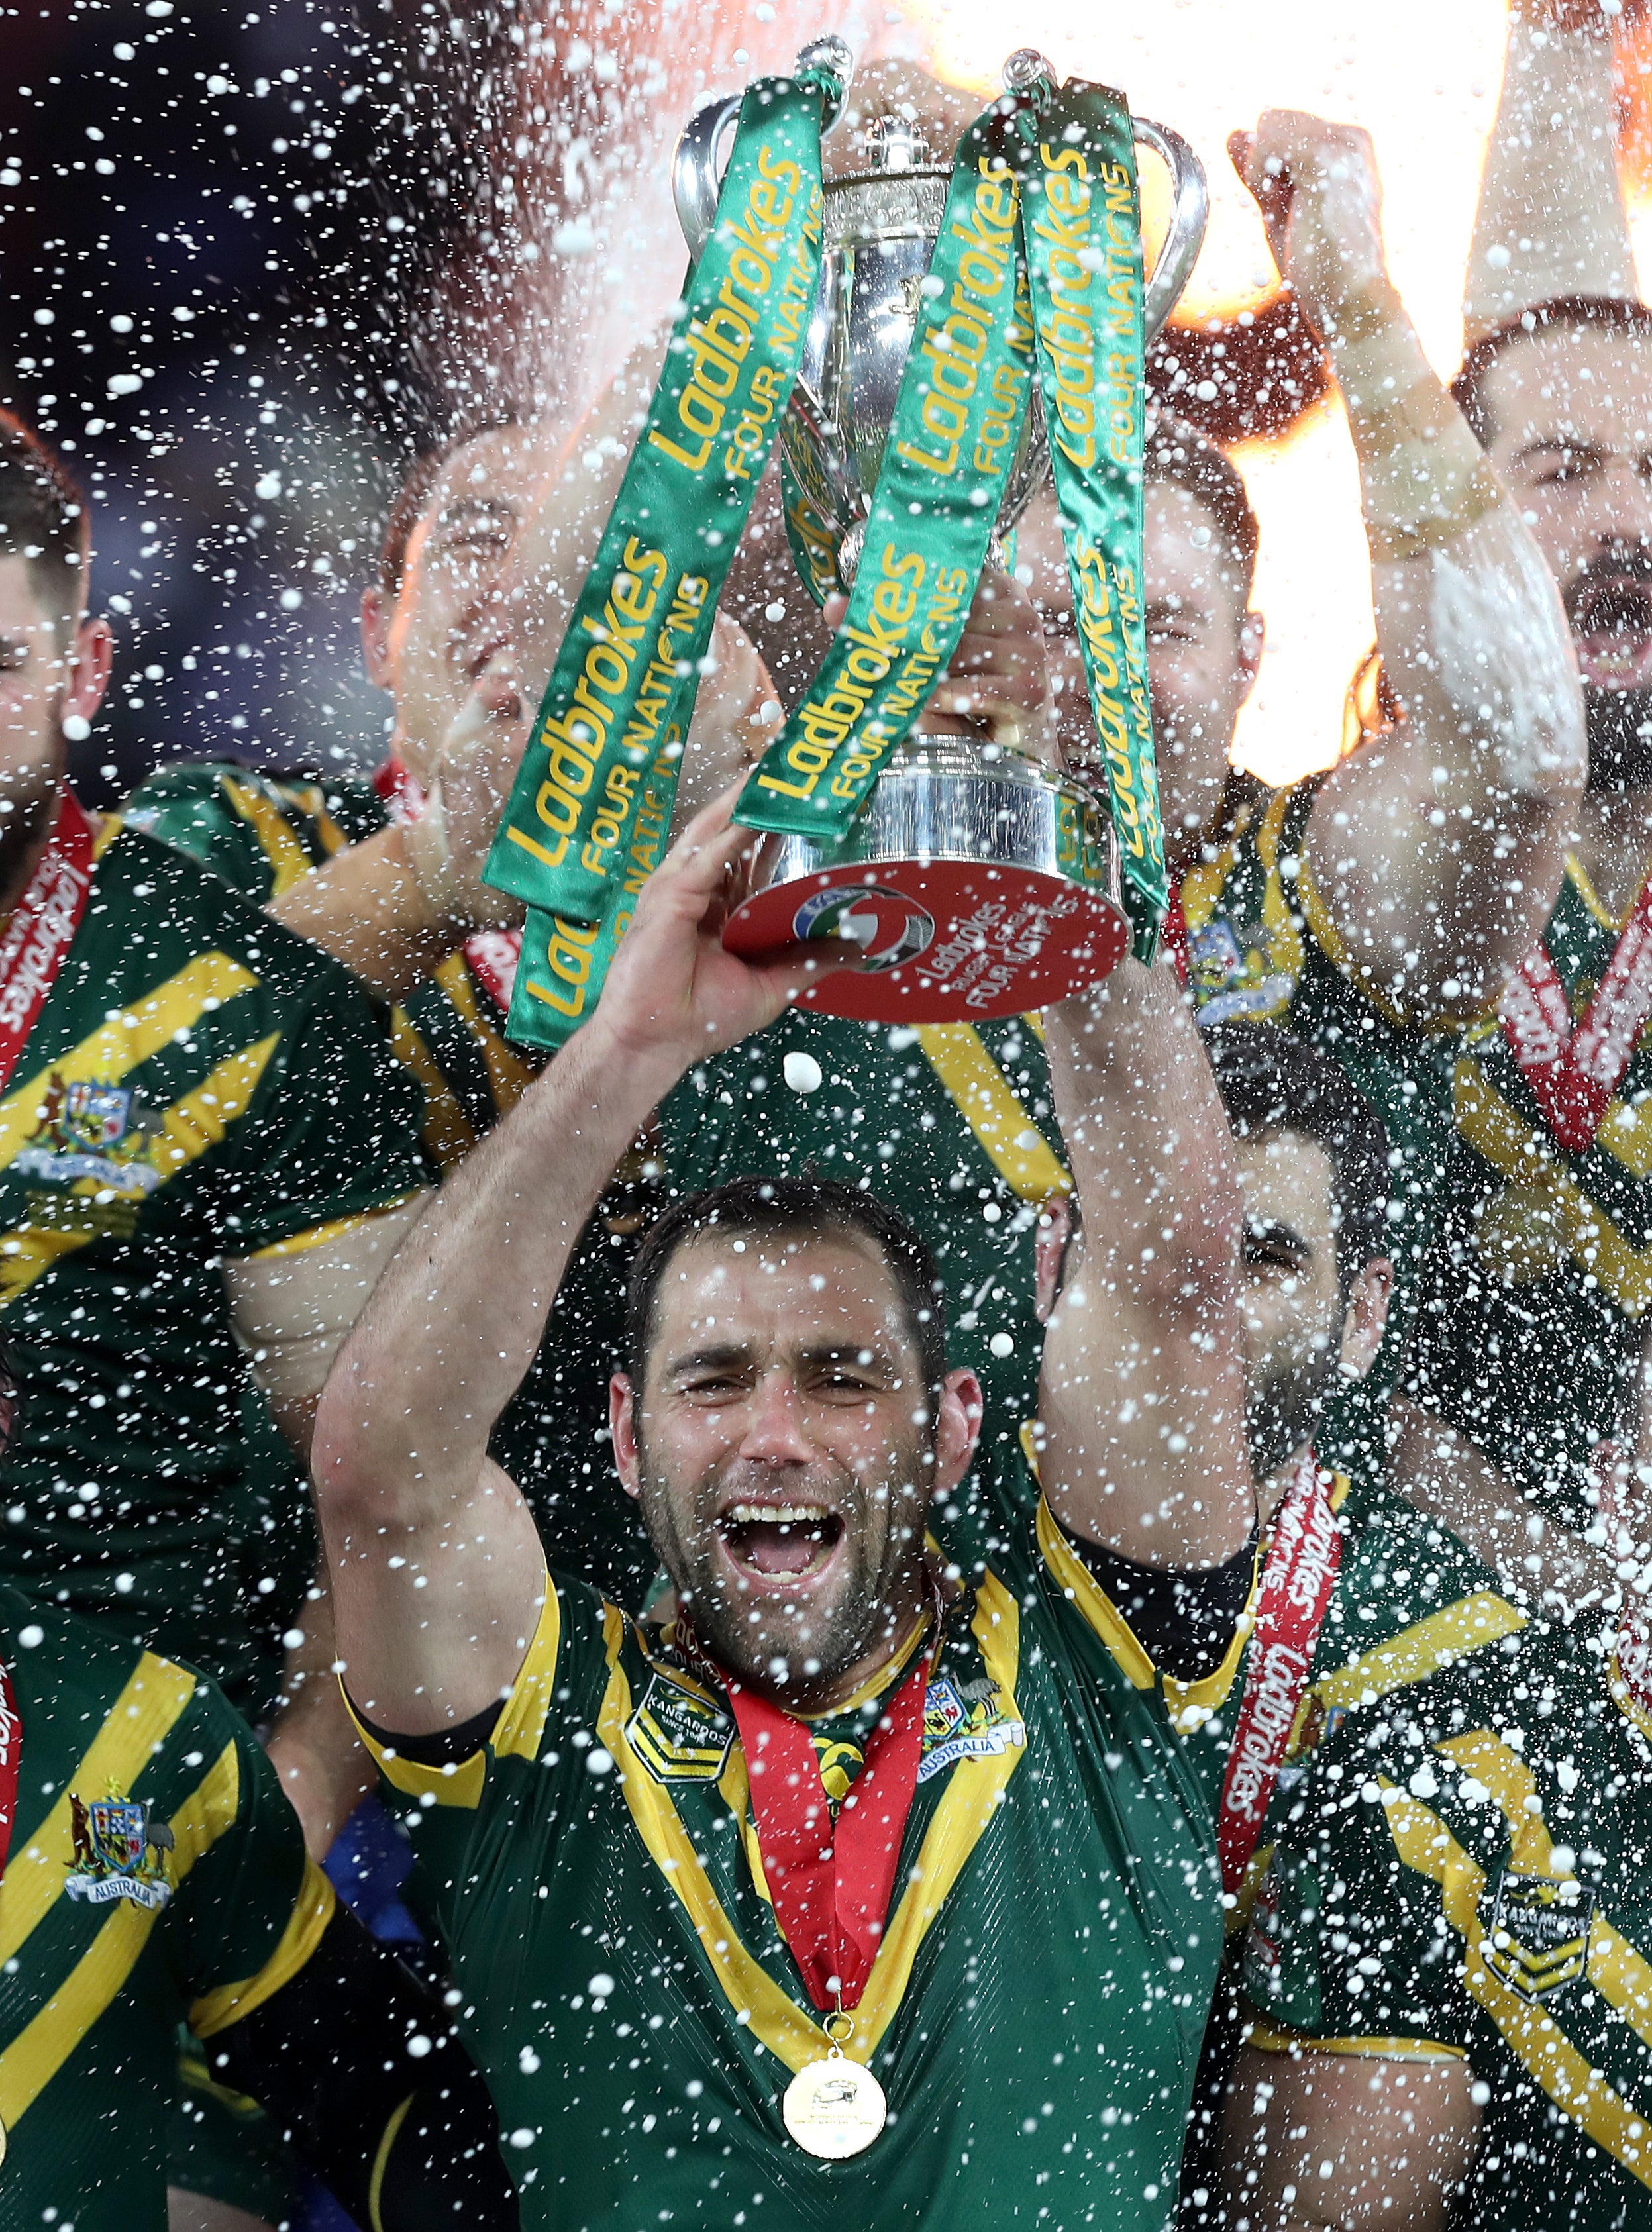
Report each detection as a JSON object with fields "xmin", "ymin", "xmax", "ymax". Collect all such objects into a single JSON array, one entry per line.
[
  {"xmin": 610, "ymin": 1372, "xmax": 642, "ymax": 1503},
  {"xmin": 360, "ymin": 583, "xmax": 397, "ymax": 692},
  {"xmin": 1237, "ymin": 609, "xmax": 1265, "ymax": 705},
  {"xmin": 63, "ymin": 615, "xmax": 112, "ymax": 732},
  {"xmin": 1338, "ymin": 1255, "xmax": 1394, "ymax": 1383},
  {"xmin": 933, "ymin": 1366, "xmax": 982, "ymax": 1502},
  {"xmin": 1033, "ymin": 1193, "xmax": 1075, "ymax": 1326}
]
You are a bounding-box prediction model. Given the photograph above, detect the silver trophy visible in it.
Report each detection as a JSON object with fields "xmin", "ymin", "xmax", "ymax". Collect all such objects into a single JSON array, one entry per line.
[{"xmin": 676, "ymin": 44, "xmax": 1209, "ymax": 1022}]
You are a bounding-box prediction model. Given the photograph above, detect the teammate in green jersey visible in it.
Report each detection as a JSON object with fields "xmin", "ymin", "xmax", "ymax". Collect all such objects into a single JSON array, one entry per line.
[
  {"xmin": 0, "ymin": 414, "xmax": 431, "ymax": 1733},
  {"xmin": 1188, "ymin": 30, "xmax": 1652, "ymax": 1535},
  {"xmin": 308, "ymin": 784, "xmax": 1259, "ymax": 2231},
  {"xmin": 0, "ymin": 1348, "xmax": 514, "ymax": 2231}
]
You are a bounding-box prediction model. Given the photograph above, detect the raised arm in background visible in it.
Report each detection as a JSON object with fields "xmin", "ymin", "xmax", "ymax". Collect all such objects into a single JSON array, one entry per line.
[
  {"xmin": 1039, "ymin": 966, "xmax": 1255, "ymax": 1572},
  {"xmin": 1467, "ymin": 0, "xmax": 1638, "ymax": 346},
  {"xmin": 1235, "ymin": 110, "xmax": 1585, "ymax": 1020}
]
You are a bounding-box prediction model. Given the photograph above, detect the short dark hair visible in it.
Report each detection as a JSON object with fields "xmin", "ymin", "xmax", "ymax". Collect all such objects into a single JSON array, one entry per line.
[
  {"xmin": 1143, "ymin": 411, "xmax": 1259, "ymax": 601},
  {"xmin": 0, "ymin": 410, "xmax": 89, "ymax": 631},
  {"xmin": 1202, "ymin": 1021, "xmax": 1392, "ymax": 1286},
  {"xmin": 1451, "ymin": 295, "xmax": 1652, "ymax": 449},
  {"xmin": 378, "ymin": 412, "xmax": 519, "ymax": 598},
  {"xmin": 625, "ymin": 1174, "xmax": 947, "ymax": 1399}
]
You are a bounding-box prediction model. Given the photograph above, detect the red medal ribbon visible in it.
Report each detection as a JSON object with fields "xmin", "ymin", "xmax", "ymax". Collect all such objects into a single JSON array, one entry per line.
[
  {"xmin": 1217, "ymin": 1448, "xmax": 1342, "ymax": 1898},
  {"xmin": 1500, "ymin": 873, "xmax": 1652, "ymax": 1155},
  {"xmin": 0, "ymin": 1660, "xmax": 22, "ymax": 1882},
  {"xmin": 373, "ymin": 758, "xmax": 521, "ymax": 1013},
  {"xmin": 1162, "ymin": 880, "xmax": 1188, "ymax": 988},
  {"xmin": 0, "ymin": 793, "xmax": 95, "ymax": 1097},
  {"xmin": 725, "ymin": 1654, "xmax": 929, "ymax": 2013}
]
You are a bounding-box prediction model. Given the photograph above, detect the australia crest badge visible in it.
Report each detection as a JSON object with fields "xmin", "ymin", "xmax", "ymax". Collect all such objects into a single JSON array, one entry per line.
[{"xmin": 65, "ymin": 1784, "xmax": 174, "ymax": 1909}]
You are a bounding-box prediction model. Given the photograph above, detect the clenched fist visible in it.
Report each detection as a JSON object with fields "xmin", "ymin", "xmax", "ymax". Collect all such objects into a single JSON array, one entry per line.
[{"xmin": 1231, "ymin": 111, "xmax": 1392, "ymax": 345}]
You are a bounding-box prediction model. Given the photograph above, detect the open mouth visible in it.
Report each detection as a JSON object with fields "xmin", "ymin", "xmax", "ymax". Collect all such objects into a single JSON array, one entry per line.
[
  {"xmin": 716, "ymin": 1502, "xmax": 845, "ymax": 1582},
  {"xmin": 1572, "ymin": 576, "xmax": 1652, "ymax": 690}
]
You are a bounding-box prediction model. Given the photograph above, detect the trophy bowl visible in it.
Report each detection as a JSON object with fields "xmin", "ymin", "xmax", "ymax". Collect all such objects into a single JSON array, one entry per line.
[{"xmin": 675, "ymin": 46, "xmax": 1207, "ymax": 1021}]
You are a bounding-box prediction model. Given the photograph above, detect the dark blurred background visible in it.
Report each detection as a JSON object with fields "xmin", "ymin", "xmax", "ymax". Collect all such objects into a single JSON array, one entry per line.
[{"xmin": 0, "ymin": 0, "xmax": 800, "ymax": 804}]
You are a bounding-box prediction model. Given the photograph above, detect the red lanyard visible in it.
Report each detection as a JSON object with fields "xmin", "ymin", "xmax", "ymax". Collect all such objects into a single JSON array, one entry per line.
[
  {"xmin": 1217, "ymin": 1448, "xmax": 1342, "ymax": 1898},
  {"xmin": 374, "ymin": 758, "xmax": 521, "ymax": 1013},
  {"xmin": 725, "ymin": 1654, "xmax": 929, "ymax": 2014},
  {"xmin": 0, "ymin": 1660, "xmax": 21, "ymax": 1882},
  {"xmin": 0, "ymin": 793, "xmax": 95, "ymax": 1096},
  {"xmin": 1500, "ymin": 872, "xmax": 1652, "ymax": 1156}
]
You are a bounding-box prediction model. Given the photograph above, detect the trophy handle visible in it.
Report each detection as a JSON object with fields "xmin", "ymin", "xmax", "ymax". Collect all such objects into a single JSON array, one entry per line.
[
  {"xmin": 1133, "ymin": 119, "xmax": 1208, "ymax": 345},
  {"xmin": 672, "ymin": 93, "xmax": 745, "ymax": 264}
]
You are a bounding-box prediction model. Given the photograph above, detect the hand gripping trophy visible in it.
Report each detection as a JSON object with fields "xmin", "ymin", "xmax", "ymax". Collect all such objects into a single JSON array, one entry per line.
[{"xmin": 485, "ymin": 41, "xmax": 1207, "ymax": 1043}]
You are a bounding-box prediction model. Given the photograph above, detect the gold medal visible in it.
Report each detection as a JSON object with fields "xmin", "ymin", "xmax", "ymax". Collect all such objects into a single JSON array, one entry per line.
[{"xmin": 781, "ymin": 2051, "xmax": 887, "ymax": 2158}]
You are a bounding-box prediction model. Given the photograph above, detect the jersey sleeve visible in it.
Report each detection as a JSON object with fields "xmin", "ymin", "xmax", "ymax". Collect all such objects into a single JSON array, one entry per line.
[
  {"xmin": 161, "ymin": 1692, "xmax": 338, "ymax": 2039},
  {"xmin": 123, "ymin": 761, "xmax": 342, "ymax": 903},
  {"xmin": 342, "ymin": 1569, "xmax": 603, "ymax": 1921},
  {"xmin": 1241, "ymin": 1798, "xmax": 1473, "ymax": 2066},
  {"xmin": 209, "ymin": 921, "xmax": 431, "ymax": 1260}
]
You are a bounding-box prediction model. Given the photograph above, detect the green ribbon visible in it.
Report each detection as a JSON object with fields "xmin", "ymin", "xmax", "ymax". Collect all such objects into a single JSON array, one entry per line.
[
  {"xmin": 487, "ymin": 65, "xmax": 841, "ymax": 1049},
  {"xmin": 736, "ymin": 107, "xmax": 1035, "ymax": 838},
  {"xmin": 1011, "ymin": 81, "xmax": 1166, "ymax": 958}
]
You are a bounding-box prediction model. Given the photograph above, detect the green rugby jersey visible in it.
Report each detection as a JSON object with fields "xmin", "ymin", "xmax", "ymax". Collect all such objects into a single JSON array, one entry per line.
[
  {"xmin": 352, "ymin": 1459, "xmax": 1243, "ymax": 2232},
  {"xmin": 125, "ymin": 760, "xmax": 657, "ymax": 1607},
  {"xmin": 0, "ymin": 813, "xmax": 428, "ymax": 1709},
  {"xmin": 0, "ymin": 1578, "xmax": 335, "ymax": 2230},
  {"xmin": 1188, "ymin": 668, "xmax": 1652, "ymax": 1525},
  {"xmin": 1241, "ymin": 1588, "xmax": 1652, "ymax": 2229}
]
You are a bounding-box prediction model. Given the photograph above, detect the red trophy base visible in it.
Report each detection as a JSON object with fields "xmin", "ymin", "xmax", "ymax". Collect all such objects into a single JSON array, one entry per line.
[{"xmin": 722, "ymin": 856, "xmax": 1129, "ymax": 1023}]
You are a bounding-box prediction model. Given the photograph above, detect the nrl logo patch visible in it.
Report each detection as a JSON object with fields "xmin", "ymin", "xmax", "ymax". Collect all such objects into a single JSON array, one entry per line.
[
  {"xmin": 66, "ymin": 1786, "xmax": 174, "ymax": 1910},
  {"xmin": 917, "ymin": 1674, "xmax": 1025, "ymax": 1784},
  {"xmin": 625, "ymin": 1670, "xmax": 733, "ymax": 1785},
  {"xmin": 1483, "ymin": 1870, "xmax": 1595, "ymax": 2002}
]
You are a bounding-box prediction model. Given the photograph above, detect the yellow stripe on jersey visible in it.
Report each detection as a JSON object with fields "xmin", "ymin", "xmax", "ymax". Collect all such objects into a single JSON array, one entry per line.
[
  {"xmin": 369, "ymin": 2093, "xmax": 417, "ymax": 2232},
  {"xmin": 913, "ymin": 1025, "xmax": 1070, "ymax": 1203},
  {"xmin": 492, "ymin": 1580, "xmax": 564, "ymax": 1764},
  {"xmin": 148, "ymin": 1035, "xmax": 279, "ymax": 1178},
  {"xmin": 0, "ymin": 1033, "xmax": 284, "ymax": 1303},
  {"xmin": 0, "ymin": 952, "xmax": 258, "ymax": 1172},
  {"xmin": 1164, "ymin": 1582, "xmax": 1255, "ymax": 1734},
  {"xmin": 344, "ymin": 1700, "xmax": 486, "ymax": 1813},
  {"xmin": 282, "ymin": 782, "xmax": 352, "ymax": 862},
  {"xmin": 435, "ymin": 954, "xmax": 536, "ymax": 1121},
  {"xmin": 245, "ymin": 1192, "xmax": 424, "ymax": 1262},
  {"xmin": 599, "ymin": 1578, "xmax": 1024, "ymax": 2078},
  {"xmin": 1381, "ymin": 1779, "xmax": 1652, "ymax": 2190},
  {"xmin": 1304, "ymin": 1590, "xmax": 1525, "ymax": 1723},
  {"xmin": 1035, "ymin": 1492, "xmax": 1154, "ymax": 1690},
  {"xmin": 0, "ymin": 1735, "xmax": 242, "ymax": 2133},
  {"xmin": 190, "ymin": 1856, "xmax": 336, "ymax": 2038},
  {"xmin": 1435, "ymin": 1731, "xmax": 1652, "ymax": 2064},
  {"xmin": 0, "ymin": 1654, "xmax": 197, "ymax": 1973},
  {"xmin": 1245, "ymin": 2015, "xmax": 1467, "ymax": 2063},
  {"xmin": 1453, "ymin": 1058, "xmax": 1652, "ymax": 1313},
  {"xmin": 221, "ymin": 776, "xmax": 315, "ymax": 897},
  {"xmin": 390, "ymin": 1006, "xmax": 478, "ymax": 1175}
]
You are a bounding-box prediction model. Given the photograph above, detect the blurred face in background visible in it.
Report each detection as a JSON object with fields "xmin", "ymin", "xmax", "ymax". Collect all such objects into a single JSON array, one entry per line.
[
  {"xmin": 1478, "ymin": 326, "xmax": 1652, "ymax": 793},
  {"xmin": 0, "ymin": 550, "xmax": 108, "ymax": 905},
  {"xmin": 361, "ymin": 424, "xmax": 550, "ymax": 786},
  {"xmin": 1019, "ymin": 480, "xmax": 1261, "ymax": 874}
]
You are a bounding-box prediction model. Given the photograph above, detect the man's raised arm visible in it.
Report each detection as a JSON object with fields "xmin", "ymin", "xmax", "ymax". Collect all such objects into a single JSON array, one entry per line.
[
  {"xmin": 309, "ymin": 798, "xmax": 839, "ymax": 1737},
  {"xmin": 1237, "ymin": 111, "xmax": 1585, "ymax": 1020},
  {"xmin": 1467, "ymin": 0, "xmax": 1637, "ymax": 346},
  {"xmin": 1038, "ymin": 962, "xmax": 1254, "ymax": 1571}
]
